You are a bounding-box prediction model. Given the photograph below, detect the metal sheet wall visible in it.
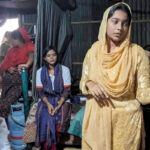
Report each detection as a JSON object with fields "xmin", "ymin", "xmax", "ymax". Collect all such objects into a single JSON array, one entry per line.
[
  {"xmin": 71, "ymin": 0, "xmax": 150, "ymax": 79},
  {"xmin": 19, "ymin": 14, "xmax": 37, "ymax": 35},
  {"xmin": 19, "ymin": 0, "xmax": 150, "ymax": 79}
]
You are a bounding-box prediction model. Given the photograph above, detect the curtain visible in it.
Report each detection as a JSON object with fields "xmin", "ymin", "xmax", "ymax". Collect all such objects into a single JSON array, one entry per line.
[{"xmin": 32, "ymin": 0, "xmax": 76, "ymax": 100}]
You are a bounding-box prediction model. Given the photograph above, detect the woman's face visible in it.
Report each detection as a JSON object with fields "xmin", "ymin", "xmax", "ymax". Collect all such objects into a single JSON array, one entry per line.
[
  {"xmin": 10, "ymin": 39, "xmax": 23, "ymax": 47},
  {"xmin": 106, "ymin": 10, "xmax": 129, "ymax": 45},
  {"xmin": 44, "ymin": 49, "xmax": 57, "ymax": 65}
]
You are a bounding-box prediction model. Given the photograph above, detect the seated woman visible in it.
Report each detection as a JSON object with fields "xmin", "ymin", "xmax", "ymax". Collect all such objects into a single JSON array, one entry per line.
[
  {"xmin": 35, "ymin": 46, "xmax": 72, "ymax": 150},
  {"xmin": 0, "ymin": 28, "xmax": 34, "ymax": 119}
]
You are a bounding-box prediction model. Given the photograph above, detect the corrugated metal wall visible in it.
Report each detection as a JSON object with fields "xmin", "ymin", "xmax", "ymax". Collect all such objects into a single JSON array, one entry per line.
[
  {"xmin": 128, "ymin": 0, "xmax": 150, "ymax": 47},
  {"xmin": 20, "ymin": 0, "xmax": 150, "ymax": 79},
  {"xmin": 71, "ymin": 0, "xmax": 150, "ymax": 79},
  {"xmin": 19, "ymin": 14, "xmax": 37, "ymax": 37},
  {"xmin": 71, "ymin": 0, "xmax": 105, "ymax": 79}
]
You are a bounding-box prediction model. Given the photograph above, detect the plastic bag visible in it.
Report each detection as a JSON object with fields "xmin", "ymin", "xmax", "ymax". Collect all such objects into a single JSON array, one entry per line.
[{"xmin": 0, "ymin": 117, "xmax": 11, "ymax": 150}]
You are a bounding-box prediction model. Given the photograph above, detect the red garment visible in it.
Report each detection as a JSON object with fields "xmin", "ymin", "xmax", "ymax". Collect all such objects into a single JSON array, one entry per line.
[{"xmin": 1, "ymin": 28, "xmax": 34, "ymax": 71}]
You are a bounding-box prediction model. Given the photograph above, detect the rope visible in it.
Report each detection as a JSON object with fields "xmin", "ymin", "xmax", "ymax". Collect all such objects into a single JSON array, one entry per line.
[{"xmin": 10, "ymin": 114, "xmax": 25, "ymax": 128}]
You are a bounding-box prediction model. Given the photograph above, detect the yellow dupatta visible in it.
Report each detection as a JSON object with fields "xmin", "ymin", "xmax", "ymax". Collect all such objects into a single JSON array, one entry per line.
[
  {"xmin": 80, "ymin": 2, "xmax": 140, "ymax": 150},
  {"xmin": 84, "ymin": 2, "xmax": 137, "ymax": 98}
]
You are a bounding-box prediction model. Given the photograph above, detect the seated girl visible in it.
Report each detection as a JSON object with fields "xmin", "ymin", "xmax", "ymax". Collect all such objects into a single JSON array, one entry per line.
[{"xmin": 35, "ymin": 46, "xmax": 72, "ymax": 150}]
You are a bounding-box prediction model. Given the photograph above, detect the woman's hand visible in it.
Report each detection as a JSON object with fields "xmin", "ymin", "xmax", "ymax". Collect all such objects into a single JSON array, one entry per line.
[
  {"xmin": 53, "ymin": 97, "xmax": 65, "ymax": 114},
  {"xmin": 18, "ymin": 64, "xmax": 29, "ymax": 70},
  {"xmin": 8, "ymin": 67, "xmax": 18, "ymax": 74},
  {"xmin": 18, "ymin": 64, "xmax": 29, "ymax": 69},
  {"xmin": 17, "ymin": 64, "xmax": 29, "ymax": 73},
  {"xmin": 86, "ymin": 80, "xmax": 109, "ymax": 106},
  {"xmin": 47, "ymin": 103, "xmax": 55, "ymax": 116},
  {"xmin": 53, "ymin": 104, "xmax": 61, "ymax": 115}
]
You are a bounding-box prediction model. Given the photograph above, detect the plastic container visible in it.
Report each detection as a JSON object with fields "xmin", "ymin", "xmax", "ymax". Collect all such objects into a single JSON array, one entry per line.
[{"xmin": 8, "ymin": 104, "xmax": 26, "ymax": 150}]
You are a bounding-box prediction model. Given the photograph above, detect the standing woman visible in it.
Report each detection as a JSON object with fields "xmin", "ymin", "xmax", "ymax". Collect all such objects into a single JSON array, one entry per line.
[
  {"xmin": 35, "ymin": 46, "xmax": 71, "ymax": 150},
  {"xmin": 0, "ymin": 28, "xmax": 34, "ymax": 119},
  {"xmin": 80, "ymin": 2, "xmax": 150, "ymax": 150}
]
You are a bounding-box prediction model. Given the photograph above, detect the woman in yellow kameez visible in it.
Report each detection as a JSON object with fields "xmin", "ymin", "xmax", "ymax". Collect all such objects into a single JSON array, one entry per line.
[{"xmin": 80, "ymin": 2, "xmax": 150, "ymax": 150}]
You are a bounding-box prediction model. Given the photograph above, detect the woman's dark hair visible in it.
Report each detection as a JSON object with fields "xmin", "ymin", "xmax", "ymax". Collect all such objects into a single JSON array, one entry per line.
[
  {"xmin": 43, "ymin": 46, "xmax": 58, "ymax": 57},
  {"xmin": 108, "ymin": 4, "xmax": 131, "ymax": 25},
  {"xmin": 43, "ymin": 46, "xmax": 58, "ymax": 67},
  {"xmin": 11, "ymin": 30, "xmax": 25, "ymax": 43}
]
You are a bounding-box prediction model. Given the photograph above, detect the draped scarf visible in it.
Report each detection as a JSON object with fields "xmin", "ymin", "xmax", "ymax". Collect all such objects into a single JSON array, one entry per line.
[
  {"xmin": 35, "ymin": 64, "xmax": 64, "ymax": 147},
  {"xmin": 41, "ymin": 64, "xmax": 64, "ymax": 97},
  {"xmin": 93, "ymin": 2, "xmax": 137, "ymax": 98}
]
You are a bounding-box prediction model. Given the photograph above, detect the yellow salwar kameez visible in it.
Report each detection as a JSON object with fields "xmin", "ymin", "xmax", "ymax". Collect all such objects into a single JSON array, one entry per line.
[{"xmin": 80, "ymin": 2, "xmax": 150, "ymax": 150}]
